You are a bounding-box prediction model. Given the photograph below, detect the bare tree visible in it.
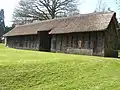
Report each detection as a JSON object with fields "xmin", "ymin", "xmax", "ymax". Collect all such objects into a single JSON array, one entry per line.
[
  {"xmin": 116, "ymin": 0, "xmax": 120, "ymax": 9},
  {"xmin": 95, "ymin": 0, "xmax": 108, "ymax": 12},
  {"xmin": 13, "ymin": 0, "xmax": 79, "ymax": 24}
]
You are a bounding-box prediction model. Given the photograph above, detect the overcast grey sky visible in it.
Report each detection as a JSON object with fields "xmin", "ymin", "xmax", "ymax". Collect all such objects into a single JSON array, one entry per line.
[{"xmin": 0, "ymin": 0, "xmax": 118, "ymax": 26}]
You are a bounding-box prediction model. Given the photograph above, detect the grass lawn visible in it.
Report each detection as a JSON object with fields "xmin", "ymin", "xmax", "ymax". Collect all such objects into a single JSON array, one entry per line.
[{"xmin": 1, "ymin": 44, "xmax": 120, "ymax": 90}]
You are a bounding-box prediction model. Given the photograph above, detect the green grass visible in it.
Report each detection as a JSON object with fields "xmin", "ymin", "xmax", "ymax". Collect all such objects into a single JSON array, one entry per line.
[{"xmin": 1, "ymin": 44, "xmax": 120, "ymax": 90}]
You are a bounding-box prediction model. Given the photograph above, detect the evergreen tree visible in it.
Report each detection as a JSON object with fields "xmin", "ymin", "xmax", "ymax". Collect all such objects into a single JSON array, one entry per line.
[{"xmin": 0, "ymin": 9, "xmax": 5, "ymax": 38}]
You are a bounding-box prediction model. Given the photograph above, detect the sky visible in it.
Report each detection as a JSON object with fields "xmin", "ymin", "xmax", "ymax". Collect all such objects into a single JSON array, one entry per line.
[
  {"xmin": 0, "ymin": 0, "xmax": 20, "ymax": 26},
  {"xmin": 79, "ymin": 0, "xmax": 119, "ymax": 18},
  {"xmin": 0, "ymin": 0, "xmax": 119, "ymax": 26}
]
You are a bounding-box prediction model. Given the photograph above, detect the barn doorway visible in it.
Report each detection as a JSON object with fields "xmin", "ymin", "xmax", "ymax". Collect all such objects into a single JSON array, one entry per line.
[{"xmin": 38, "ymin": 31, "xmax": 51, "ymax": 52}]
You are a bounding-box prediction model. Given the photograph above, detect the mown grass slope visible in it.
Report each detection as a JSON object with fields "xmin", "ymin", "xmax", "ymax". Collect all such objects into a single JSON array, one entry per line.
[{"xmin": 1, "ymin": 44, "xmax": 120, "ymax": 90}]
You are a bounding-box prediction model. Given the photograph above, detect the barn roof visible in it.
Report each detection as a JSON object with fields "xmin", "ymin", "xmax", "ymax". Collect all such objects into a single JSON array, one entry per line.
[
  {"xmin": 4, "ymin": 19, "xmax": 61, "ymax": 36},
  {"xmin": 4, "ymin": 12, "xmax": 116, "ymax": 36}
]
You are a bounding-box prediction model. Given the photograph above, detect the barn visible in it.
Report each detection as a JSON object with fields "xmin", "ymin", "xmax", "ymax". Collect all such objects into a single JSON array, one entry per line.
[
  {"xmin": 3, "ymin": 19, "xmax": 61, "ymax": 51},
  {"xmin": 4, "ymin": 12, "xmax": 119, "ymax": 57}
]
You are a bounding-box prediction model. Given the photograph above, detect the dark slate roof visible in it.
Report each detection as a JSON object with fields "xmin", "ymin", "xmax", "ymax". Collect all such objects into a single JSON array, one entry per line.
[{"xmin": 4, "ymin": 12, "xmax": 115, "ymax": 36}]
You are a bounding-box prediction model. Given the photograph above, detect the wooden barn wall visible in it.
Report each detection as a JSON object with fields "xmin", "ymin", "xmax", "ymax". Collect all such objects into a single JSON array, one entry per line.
[
  {"xmin": 118, "ymin": 30, "xmax": 120, "ymax": 49},
  {"xmin": 92, "ymin": 32, "xmax": 104, "ymax": 56},
  {"xmin": 104, "ymin": 17, "xmax": 118, "ymax": 57},
  {"xmin": 51, "ymin": 32, "xmax": 104, "ymax": 56},
  {"xmin": 6, "ymin": 35, "xmax": 40, "ymax": 50}
]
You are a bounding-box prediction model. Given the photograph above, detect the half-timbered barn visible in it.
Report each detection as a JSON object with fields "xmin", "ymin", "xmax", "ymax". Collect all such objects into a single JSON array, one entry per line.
[{"xmin": 4, "ymin": 12, "xmax": 118, "ymax": 57}]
